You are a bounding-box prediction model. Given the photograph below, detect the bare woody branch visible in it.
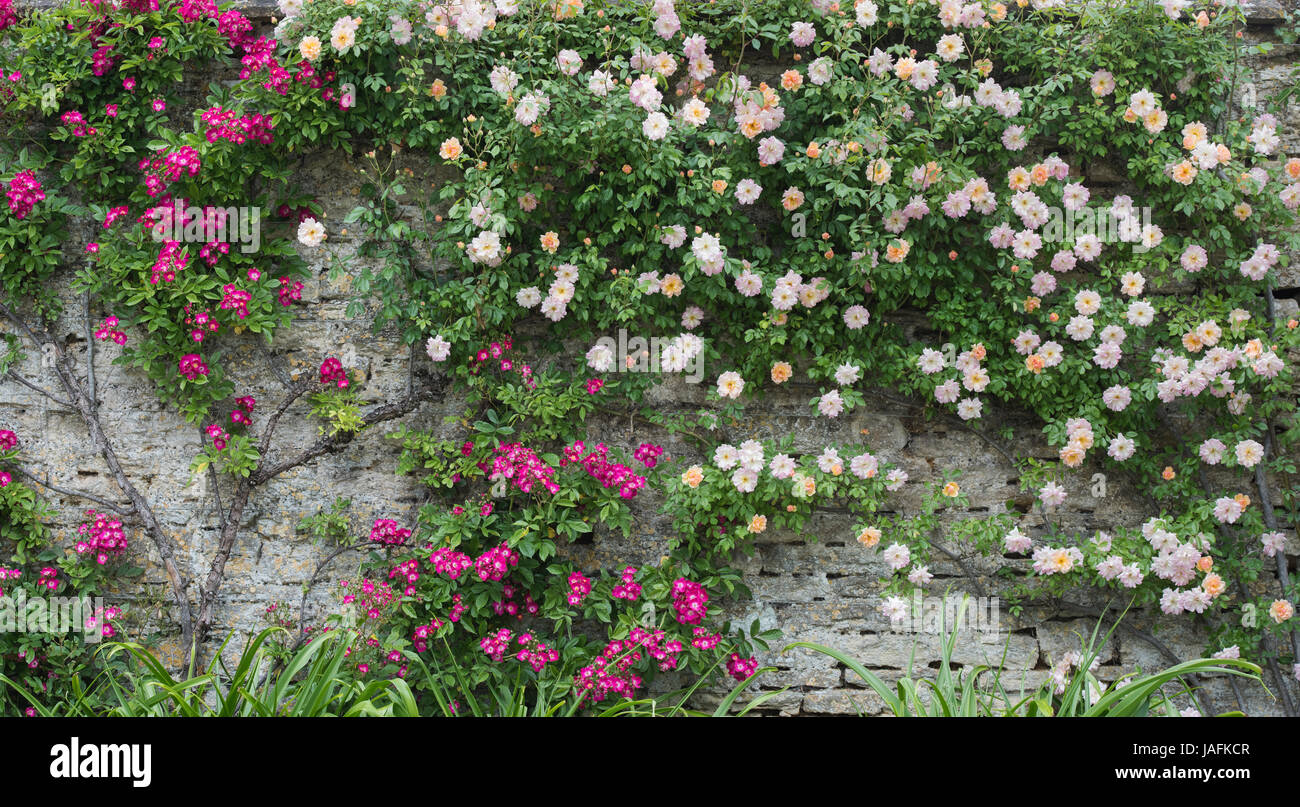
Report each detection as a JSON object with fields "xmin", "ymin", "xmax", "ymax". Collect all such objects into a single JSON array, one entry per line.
[
  {"xmin": 192, "ymin": 380, "xmax": 437, "ymax": 662},
  {"xmin": 0, "ymin": 301, "xmax": 198, "ymax": 663},
  {"xmin": 12, "ymin": 465, "xmax": 134, "ymax": 516},
  {"xmin": 4, "ymin": 371, "xmax": 74, "ymax": 409}
]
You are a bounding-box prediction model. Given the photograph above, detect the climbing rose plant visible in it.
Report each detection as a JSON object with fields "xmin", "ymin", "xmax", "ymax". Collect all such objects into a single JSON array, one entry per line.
[{"xmin": 0, "ymin": 0, "xmax": 1298, "ymax": 713}]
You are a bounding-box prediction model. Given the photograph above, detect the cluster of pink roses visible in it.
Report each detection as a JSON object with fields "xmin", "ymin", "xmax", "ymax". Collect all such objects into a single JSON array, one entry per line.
[
  {"xmin": 409, "ymin": 593, "xmax": 465, "ymax": 652},
  {"xmin": 179, "ymin": 353, "xmax": 209, "ymax": 380},
  {"xmin": 560, "ymin": 441, "xmax": 649, "ymax": 499},
  {"xmin": 148, "ymin": 239, "xmax": 189, "ymax": 284},
  {"xmin": 388, "ymin": 557, "xmax": 420, "ymax": 597},
  {"xmin": 318, "ymin": 357, "xmax": 349, "ymax": 388},
  {"xmin": 632, "ymin": 443, "xmax": 664, "ymax": 469},
  {"xmin": 491, "ymin": 581, "xmax": 538, "ymax": 619},
  {"xmin": 200, "ymin": 105, "xmax": 274, "ymax": 145},
  {"xmin": 671, "ymin": 578, "xmax": 709, "ymax": 625},
  {"xmin": 139, "ymin": 146, "xmax": 201, "ymax": 198},
  {"xmin": 611, "ymin": 566, "xmax": 641, "ymax": 601},
  {"xmin": 0, "ymin": 566, "xmax": 20, "ymax": 598},
  {"xmin": 59, "ymin": 110, "xmax": 97, "ymax": 138},
  {"xmin": 488, "ymin": 443, "xmax": 559, "ymax": 495},
  {"xmin": 726, "ymin": 653, "xmax": 759, "ymax": 682},
  {"xmin": 369, "ymin": 518, "xmax": 411, "ymax": 546},
  {"xmin": 278, "ymin": 276, "xmax": 304, "ymax": 306},
  {"xmin": 74, "ymin": 510, "xmax": 128, "ymax": 565},
  {"xmin": 429, "ymin": 547, "xmax": 473, "ymax": 579},
  {"xmin": 6, "ymin": 170, "xmax": 44, "ymax": 220},
  {"xmin": 474, "ymin": 543, "xmax": 520, "ymax": 582},
  {"xmin": 85, "ymin": 605, "xmax": 122, "ymax": 639},
  {"xmin": 567, "ymin": 571, "xmax": 592, "ymax": 606},
  {"xmin": 0, "ymin": 429, "xmax": 16, "ymax": 451},
  {"xmin": 340, "ymin": 577, "xmax": 396, "ymax": 621},
  {"xmin": 228, "ymin": 395, "xmax": 255, "ymax": 427},
  {"xmin": 93, "ymin": 316, "xmax": 128, "ymax": 345},
  {"xmin": 37, "ymin": 566, "xmax": 59, "ymax": 592},
  {"xmin": 573, "ymin": 626, "xmax": 685, "ymax": 703}
]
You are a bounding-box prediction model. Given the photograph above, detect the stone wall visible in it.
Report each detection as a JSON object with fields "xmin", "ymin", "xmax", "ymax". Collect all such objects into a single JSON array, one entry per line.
[{"xmin": 4, "ymin": 0, "xmax": 1299, "ymax": 715}]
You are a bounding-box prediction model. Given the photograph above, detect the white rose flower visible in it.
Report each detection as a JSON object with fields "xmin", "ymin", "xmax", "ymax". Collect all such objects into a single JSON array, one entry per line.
[
  {"xmin": 425, "ymin": 335, "xmax": 451, "ymax": 362},
  {"xmin": 297, "ymin": 217, "xmax": 326, "ymax": 247}
]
